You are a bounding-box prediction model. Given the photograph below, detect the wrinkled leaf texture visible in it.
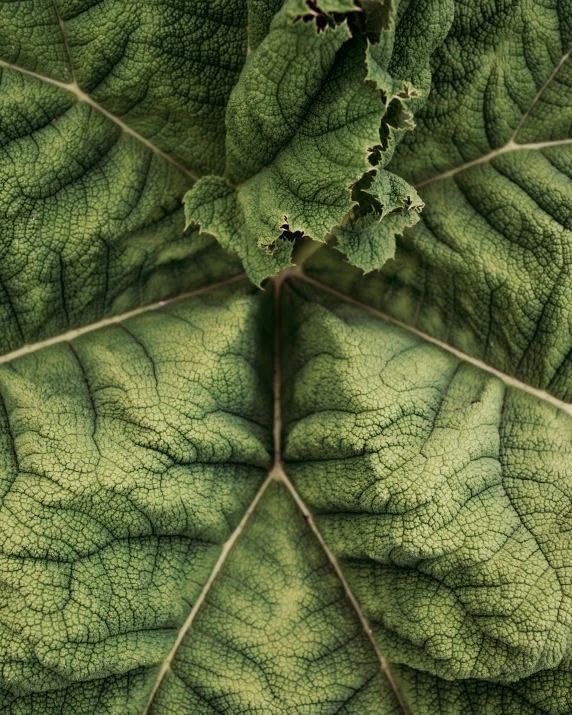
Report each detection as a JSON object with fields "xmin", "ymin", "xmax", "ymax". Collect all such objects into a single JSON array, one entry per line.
[{"xmin": 0, "ymin": 0, "xmax": 571, "ymax": 714}]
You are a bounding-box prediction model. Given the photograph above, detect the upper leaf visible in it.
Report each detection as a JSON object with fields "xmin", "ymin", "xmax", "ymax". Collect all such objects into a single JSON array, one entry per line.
[
  {"xmin": 184, "ymin": 0, "xmax": 454, "ymax": 284},
  {"xmin": 306, "ymin": 0, "xmax": 572, "ymax": 400},
  {"xmin": 334, "ymin": 170, "xmax": 423, "ymax": 272}
]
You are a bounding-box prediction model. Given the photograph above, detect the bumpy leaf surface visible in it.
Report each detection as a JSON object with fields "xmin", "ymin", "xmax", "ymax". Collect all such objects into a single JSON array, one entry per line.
[
  {"xmin": 0, "ymin": 0, "xmax": 246, "ymax": 354},
  {"xmin": 2, "ymin": 1, "xmax": 572, "ymax": 714},
  {"xmin": 281, "ymin": 279, "xmax": 572, "ymax": 713},
  {"xmin": 0, "ymin": 282, "xmax": 273, "ymax": 712},
  {"xmin": 150, "ymin": 482, "xmax": 401, "ymax": 714},
  {"xmin": 306, "ymin": 0, "xmax": 572, "ymax": 400}
]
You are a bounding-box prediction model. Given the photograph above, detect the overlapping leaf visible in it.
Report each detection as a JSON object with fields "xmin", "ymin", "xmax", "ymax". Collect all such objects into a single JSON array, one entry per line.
[
  {"xmin": 306, "ymin": 0, "xmax": 572, "ymax": 400},
  {"xmin": 184, "ymin": 0, "xmax": 453, "ymax": 284}
]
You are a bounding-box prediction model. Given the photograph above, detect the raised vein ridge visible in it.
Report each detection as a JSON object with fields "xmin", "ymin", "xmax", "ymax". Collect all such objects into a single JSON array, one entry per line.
[{"xmin": 0, "ymin": 59, "xmax": 198, "ymax": 180}]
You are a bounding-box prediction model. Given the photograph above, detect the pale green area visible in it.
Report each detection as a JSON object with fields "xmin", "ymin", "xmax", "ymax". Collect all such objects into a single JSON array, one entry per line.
[
  {"xmin": 335, "ymin": 171, "xmax": 423, "ymax": 273},
  {"xmin": 150, "ymin": 482, "xmax": 401, "ymax": 714},
  {"xmin": 185, "ymin": 0, "xmax": 454, "ymax": 283},
  {"xmin": 0, "ymin": 283, "xmax": 273, "ymax": 711},
  {"xmin": 281, "ymin": 279, "xmax": 572, "ymax": 710},
  {"xmin": 307, "ymin": 0, "xmax": 572, "ymax": 401}
]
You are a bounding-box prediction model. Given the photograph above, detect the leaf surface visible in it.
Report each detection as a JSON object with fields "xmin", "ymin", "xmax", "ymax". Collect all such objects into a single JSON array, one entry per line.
[
  {"xmin": 281, "ymin": 279, "xmax": 572, "ymax": 710},
  {"xmin": 1, "ymin": 0, "xmax": 250, "ymax": 173},
  {"xmin": 305, "ymin": 0, "xmax": 572, "ymax": 400},
  {"xmin": 3, "ymin": 2, "xmax": 572, "ymax": 714},
  {"xmin": 149, "ymin": 482, "xmax": 402, "ymax": 714},
  {"xmin": 0, "ymin": 0, "xmax": 250, "ymax": 354},
  {"xmin": 0, "ymin": 282, "xmax": 273, "ymax": 711}
]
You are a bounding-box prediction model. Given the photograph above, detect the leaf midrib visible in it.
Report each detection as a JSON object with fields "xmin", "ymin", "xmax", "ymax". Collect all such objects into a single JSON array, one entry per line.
[
  {"xmin": 414, "ymin": 47, "xmax": 572, "ymax": 189},
  {"xmin": 139, "ymin": 264, "xmax": 572, "ymax": 714},
  {"xmin": 0, "ymin": 59, "xmax": 199, "ymax": 182},
  {"xmin": 415, "ymin": 136, "xmax": 572, "ymax": 188},
  {"xmin": 142, "ymin": 266, "xmax": 411, "ymax": 715},
  {"xmin": 299, "ymin": 270, "xmax": 572, "ymax": 417}
]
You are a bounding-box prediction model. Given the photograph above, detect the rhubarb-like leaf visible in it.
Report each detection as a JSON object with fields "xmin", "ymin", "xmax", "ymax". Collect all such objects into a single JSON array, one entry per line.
[
  {"xmin": 0, "ymin": 283, "xmax": 273, "ymax": 712},
  {"xmin": 281, "ymin": 279, "xmax": 572, "ymax": 711},
  {"xmin": 149, "ymin": 482, "xmax": 402, "ymax": 714},
  {"xmin": 184, "ymin": 0, "xmax": 453, "ymax": 284},
  {"xmin": 0, "ymin": 0, "xmax": 250, "ymax": 354},
  {"xmin": 306, "ymin": 0, "xmax": 572, "ymax": 400},
  {"xmin": 2, "ymin": 2, "xmax": 572, "ymax": 715}
]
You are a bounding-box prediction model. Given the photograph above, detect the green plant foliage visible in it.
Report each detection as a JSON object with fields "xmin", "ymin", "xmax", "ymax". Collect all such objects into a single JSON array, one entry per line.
[
  {"xmin": 1, "ymin": 0, "xmax": 572, "ymax": 713},
  {"xmin": 184, "ymin": 0, "xmax": 453, "ymax": 284},
  {"xmin": 305, "ymin": 0, "xmax": 572, "ymax": 401},
  {"xmin": 149, "ymin": 482, "xmax": 402, "ymax": 714}
]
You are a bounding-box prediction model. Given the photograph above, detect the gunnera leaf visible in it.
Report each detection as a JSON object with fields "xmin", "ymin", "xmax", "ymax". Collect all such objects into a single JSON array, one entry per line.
[
  {"xmin": 305, "ymin": 0, "xmax": 572, "ymax": 402},
  {"xmin": 5, "ymin": 2, "xmax": 572, "ymax": 715},
  {"xmin": 0, "ymin": 0, "xmax": 249, "ymax": 354},
  {"xmin": 184, "ymin": 0, "xmax": 454, "ymax": 284}
]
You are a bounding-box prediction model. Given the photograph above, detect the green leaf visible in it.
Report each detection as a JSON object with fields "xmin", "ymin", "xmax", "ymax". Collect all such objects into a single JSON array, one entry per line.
[
  {"xmin": 3, "ymin": 2, "xmax": 572, "ymax": 714},
  {"xmin": 306, "ymin": 0, "xmax": 572, "ymax": 400},
  {"xmin": 281, "ymin": 279, "xmax": 572, "ymax": 709},
  {"xmin": 334, "ymin": 171, "xmax": 423, "ymax": 272},
  {"xmin": 149, "ymin": 482, "xmax": 402, "ymax": 714},
  {"xmin": 392, "ymin": 657, "xmax": 572, "ymax": 714},
  {"xmin": 184, "ymin": 0, "xmax": 454, "ymax": 284},
  {"xmin": 186, "ymin": 32, "xmax": 383, "ymax": 285},
  {"xmin": 1, "ymin": 0, "xmax": 250, "ymax": 173},
  {"xmin": 0, "ymin": 282, "xmax": 273, "ymax": 711},
  {"xmin": 0, "ymin": 0, "xmax": 249, "ymax": 354}
]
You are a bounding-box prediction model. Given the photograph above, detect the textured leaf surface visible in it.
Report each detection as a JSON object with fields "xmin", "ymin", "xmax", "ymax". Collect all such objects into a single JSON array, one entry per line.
[
  {"xmin": 306, "ymin": 0, "xmax": 572, "ymax": 400},
  {"xmin": 0, "ymin": 0, "xmax": 251, "ymax": 354},
  {"xmin": 3, "ymin": 2, "xmax": 572, "ymax": 714},
  {"xmin": 149, "ymin": 482, "xmax": 401, "ymax": 714},
  {"xmin": 392, "ymin": 658, "xmax": 572, "ymax": 715},
  {"xmin": 185, "ymin": 0, "xmax": 453, "ymax": 284},
  {"xmin": 281, "ymin": 279, "xmax": 572, "ymax": 707},
  {"xmin": 1, "ymin": 0, "xmax": 249, "ymax": 173},
  {"xmin": 0, "ymin": 283, "xmax": 273, "ymax": 711}
]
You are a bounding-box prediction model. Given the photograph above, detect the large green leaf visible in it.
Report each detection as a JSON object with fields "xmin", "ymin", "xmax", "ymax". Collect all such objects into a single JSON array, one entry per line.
[
  {"xmin": 306, "ymin": 0, "xmax": 572, "ymax": 400},
  {"xmin": 0, "ymin": 282, "xmax": 273, "ymax": 712},
  {"xmin": 1, "ymin": 0, "xmax": 250, "ymax": 173},
  {"xmin": 149, "ymin": 482, "xmax": 402, "ymax": 714},
  {"xmin": 0, "ymin": 0, "xmax": 247, "ymax": 355},
  {"xmin": 184, "ymin": 0, "xmax": 454, "ymax": 284},
  {"xmin": 281, "ymin": 279, "xmax": 572, "ymax": 713},
  {"xmin": 2, "ymin": 1, "xmax": 572, "ymax": 714}
]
